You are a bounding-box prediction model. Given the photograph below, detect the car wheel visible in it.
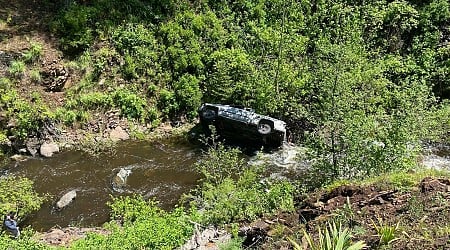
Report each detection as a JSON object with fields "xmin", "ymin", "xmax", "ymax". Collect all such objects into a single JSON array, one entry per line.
[
  {"xmin": 202, "ymin": 108, "xmax": 217, "ymax": 121},
  {"xmin": 257, "ymin": 120, "xmax": 273, "ymax": 135}
]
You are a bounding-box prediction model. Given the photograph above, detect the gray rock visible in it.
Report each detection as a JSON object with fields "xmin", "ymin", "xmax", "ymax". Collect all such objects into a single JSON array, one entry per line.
[
  {"xmin": 112, "ymin": 168, "xmax": 132, "ymax": 191},
  {"xmin": 179, "ymin": 226, "xmax": 231, "ymax": 250},
  {"xmin": 56, "ymin": 190, "xmax": 77, "ymax": 209},
  {"xmin": 10, "ymin": 154, "xmax": 28, "ymax": 162},
  {"xmin": 40, "ymin": 142, "xmax": 59, "ymax": 157},
  {"xmin": 109, "ymin": 126, "xmax": 129, "ymax": 142},
  {"xmin": 26, "ymin": 138, "xmax": 41, "ymax": 157}
]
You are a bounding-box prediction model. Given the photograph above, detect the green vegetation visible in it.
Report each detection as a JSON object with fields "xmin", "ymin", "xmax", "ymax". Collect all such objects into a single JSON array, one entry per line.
[
  {"xmin": 186, "ymin": 144, "xmax": 294, "ymax": 224},
  {"xmin": 71, "ymin": 196, "xmax": 196, "ymax": 249},
  {"xmin": 289, "ymin": 222, "xmax": 366, "ymax": 250},
  {"xmin": 372, "ymin": 218, "xmax": 400, "ymax": 246},
  {"xmin": 38, "ymin": 0, "xmax": 450, "ymax": 183},
  {"xmin": 0, "ymin": 176, "xmax": 45, "ymax": 220},
  {"xmin": 1, "ymin": 0, "xmax": 450, "ymax": 248}
]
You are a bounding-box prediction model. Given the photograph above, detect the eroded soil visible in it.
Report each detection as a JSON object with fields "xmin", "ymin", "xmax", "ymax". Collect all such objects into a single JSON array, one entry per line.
[{"xmin": 240, "ymin": 177, "xmax": 450, "ymax": 250}]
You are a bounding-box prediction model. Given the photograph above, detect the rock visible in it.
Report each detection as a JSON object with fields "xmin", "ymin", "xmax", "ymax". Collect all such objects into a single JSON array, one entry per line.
[
  {"xmin": 40, "ymin": 142, "xmax": 59, "ymax": 157},
  {"xmin": 26, "ymin": 138, "xmax": 41, "ymax": 157},
  {"xmin": 10, "ymin": 154, "xmax": 28, "ymax": 161},
  {"xmin": 112, "ymin": 168, "xmax": 132, "ymax": 191},
  {"xmin": 179, "ymin": 226, "xmax": 230, "ymax": 250},
  {"xmin": 109, "ymin": 126, "xmax": 129, "ymax": 142},
  {"xmin": 56, "ymin": 190, "xmax": 77, "ymax": 210},
  {"xmin": 38, "ymin": 227, "xmax": 110, "ymax": 246},
  {"xmin": 41, "ymin": 60, "xmax": 69, "ymax": 92}
]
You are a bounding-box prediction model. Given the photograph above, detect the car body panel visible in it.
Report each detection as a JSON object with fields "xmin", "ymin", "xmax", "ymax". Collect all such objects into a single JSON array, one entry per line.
[{"xmin": 198, "ymin": 103, "xmax": 286, "ymax": 148}]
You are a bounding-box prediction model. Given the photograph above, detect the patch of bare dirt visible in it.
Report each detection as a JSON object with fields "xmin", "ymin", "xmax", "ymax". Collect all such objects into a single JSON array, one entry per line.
[
  {"xmin": 239, "ymin": 177, "xmax": 450, "ymax": 250},
  {"xmin": 0, "ymin": 0, "xmax": 67, "ymax": 109},
  {"xmin": 36, "ymin": 226, "xmax": 110, "ymax": 247}
]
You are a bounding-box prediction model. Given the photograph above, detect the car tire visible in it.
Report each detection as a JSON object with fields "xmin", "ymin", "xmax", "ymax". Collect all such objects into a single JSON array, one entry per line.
[
  {"xmin": 257, "ymin": 119, "xmax": 273, "ymax": 135},
  {"xmin": 201, "ymin": 107, "xmax": 217, "ymax": 121}
]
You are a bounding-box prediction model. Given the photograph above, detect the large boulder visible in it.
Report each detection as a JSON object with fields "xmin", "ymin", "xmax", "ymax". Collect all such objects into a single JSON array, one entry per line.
[
  {"xmin": 40, "ymin": 142, "xmax": 59, "ymax": 157},
  {"xmin": 112, "ymin": 168, "xmax": 132, "ymax": 192},
  {"xmin": 56, "ymin": 190, "xmax": 77, "ymax": 210},
  {"xmin": 26, "ymin": 138, "xmax": 41, "ymax": 157},
  {"xmin": 41, "ymin": 60, "xmax": 69, "ymax": 92},
  {"xmin": 109, "ymin": 126, "xmax": 129, "ymax": 142}
]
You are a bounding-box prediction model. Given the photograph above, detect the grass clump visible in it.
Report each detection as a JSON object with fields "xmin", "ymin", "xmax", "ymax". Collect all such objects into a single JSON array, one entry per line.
[
  {"xmin": 288, "ymin": 222, "xmax": 366, "ymax": 250},
  {"xmin": 372, "ymin": 218, "xmax": 400, "ymax": 246},
  {"xmin": 8, "ymin": 60, "xmax": 26, "ymax": 78}
]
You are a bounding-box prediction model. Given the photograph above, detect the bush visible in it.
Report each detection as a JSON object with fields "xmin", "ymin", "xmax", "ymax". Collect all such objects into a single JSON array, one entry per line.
[
  {"xmin": 23, "ymin": 41, "xmax": 43, "ymax": 63},
  {"xmin": 0, "ymin": 176, "xmax": 45, "ymax": 219},
  {"xmin": 51, "ymin": 4, "xmax": 97, "ymax": 53},
  {"xmin": 174, "ymin": 74, "xmax": 203, "ymax": 119},
  {"xmin": 112, "ymin": 88, "xmax": 148, "ymax": 121},
  {"xmin": 0, "ymin": 227, "xmax": 48, "ymax": 249},
  {"xmin": 8, "ymin": 60, "xmax": 26, "ymax": 78},
  {"xmin": 71, "ymin": 195, "xmax": 196, "ymax": 250},
  {"xmin": 187, "ymin": 144, "xmax": 294, "ymax": 224}
]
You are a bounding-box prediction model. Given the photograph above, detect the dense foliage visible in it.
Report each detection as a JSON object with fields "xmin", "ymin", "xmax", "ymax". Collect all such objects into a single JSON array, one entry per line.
[
  {"xmin": 42, "ymin": 0, "xmax": 450, "ymax": 181},
  {"xmin": 187, "ymin": 144, "xmax": 294, "ymax": 224},
  {"xmin": 0, "ymin": 176, "xmax": 44, "ymax": 219},
  {"xmin": 0, "ymin": 0, "xmax": 450, "ymax": 247}
]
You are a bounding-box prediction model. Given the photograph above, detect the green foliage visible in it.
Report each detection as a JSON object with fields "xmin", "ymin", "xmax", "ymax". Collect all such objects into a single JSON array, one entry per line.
[
  {"xmin": 0, "ymin": 87, "xmax": 52, "ymax": 139},
  {"xmin": 23, "ymin": 41, "xmax": 43, "ymax": 63},
  {"xmin": 9, "ymin": 60, "xmax": 26, "ymax": 78},
  {"xmin": 204, "ymin": 48, "xmax": 255, "ymax": 104},
  {"xmin": 372, "ymin": 218, "xmax": 400, "ymax": 245},
  {"xmin": 0, "ymin": 227, "xmax": 49, "ymax": 249},
  {"xmin": 71, "ymin": 195, "xmax": 195, "ymax": 250},
  {"xmin": 29, "ymin": 69, "xmax": 42, "ymax": 83},
  {"xmin": 0, "ymin": 176, "xmax": 45, "ymax": 219},
  {"xmin": 289, "ymin": 222, "xmax": 366, "ymax": 250},
  {"xmin": 66, "ymin": 91, "xmax": 112, "ymax": 110},
  {"xmin": 51, "ymin": 4, "xmax": 97, "ymax": 53},
  {"xmin": 174, "ymin": 74, "xmax": 203, "ymax": 119},
  {"xmin": 54, "ymin": 107, "xmax": 78, "ymax": 125},
  {"xmin": 158, "ymin": 88, "xmax": 178, "ymax": 118},
  {"xmin": 219, "ymin": 237, "xmax": 244, "ymax": 250},
  {"xmin": 112, "ymin": 88, "xmax": 148, "ymax": 121},
  {"xmin": 188, "ymin": 144, "xmax": 294, "ymax": 224},
  {"xmin": 46, "ymin": 0, "xmax": 450, "ymax": 189}
]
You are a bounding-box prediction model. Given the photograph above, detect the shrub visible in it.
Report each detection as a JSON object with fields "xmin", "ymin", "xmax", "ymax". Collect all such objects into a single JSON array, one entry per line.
[
  {"xmin": 8, "ymin": 60, "xmax": 26, "ymax": 78},
  {"xmin": 112, "ymin": 88, "xmax": 148, "ymax": 121},
  {"xmin": 288, "ymin": 222, "xmax": 366, "ymax": 250},
  {"xmin": 29, "ymin": 69, "xmax": 42, "ymax": 83},
  {"xmin": 0, "ymin": 176, "xmax": 45, "ymax": 219},
  {"xmin": 66, "ymin": 92, "xmax": 112, "ymax": 110},
  {"xmin": 174, "ymin": 74, "xmax": 203, "ymax": 119},
  {"xmin": 0, "ymin": 227, "xmax": 48, "ymax": 249},
  {"xmin": 23, "ymin": 41, "xmax": 43, "ymax": 63},
  {"xmin": 71, "ymin": 195, "xmax": 196, "ymax": 250},
  {"xmin": 50, "ymin": 4, "xmax": 97, "ymax": 53},
  {"xmin": 158, "ymin": 88, "xmax": 178, "ymax": 119},
  {"xmin": 187, "ymin": 144, "xmax": 294, "ymax": 224}
]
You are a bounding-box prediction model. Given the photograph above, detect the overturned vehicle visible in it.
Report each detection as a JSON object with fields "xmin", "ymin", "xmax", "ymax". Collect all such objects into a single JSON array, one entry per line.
[{"xmin": 198, "ymin": 103, "xmax": 287, "ymax": 148}]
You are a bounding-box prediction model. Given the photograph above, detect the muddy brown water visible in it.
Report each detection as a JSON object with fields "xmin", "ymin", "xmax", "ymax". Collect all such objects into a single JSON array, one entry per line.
[{"xmin": 4, "ymin": 140, "xmax": 202, "ymax": 232}]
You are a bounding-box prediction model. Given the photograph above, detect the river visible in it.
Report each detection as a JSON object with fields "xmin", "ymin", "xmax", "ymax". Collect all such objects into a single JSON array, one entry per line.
[{"xmin": 3, "ymin": 140, "xmax": 202, "ymax": 231}]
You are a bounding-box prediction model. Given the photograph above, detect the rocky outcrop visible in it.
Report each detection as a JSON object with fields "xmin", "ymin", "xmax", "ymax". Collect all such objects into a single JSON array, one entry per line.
[
  {"xmin": 112, "ymin": 168, "xmax": 132, "ymax": 192},
  {"xmin": 56, "ymin": 190, "xmax": 77, "ymax": 210},
  {"xmin": 180, "ymin": 226, "xmax": 231, "ymax": 250},
  {"xmin": 40, "ymin": 141, "xmax": 59, "ymax": 157},
  {"xmin": 109, "ymin": 126, "xmax": 129, "ymax": 142},
  {"xmin": 38, "ymin": 227, "xmax": 110, "ymax": 246},
  {"xmin": 26, "ymin": 137, "xmax": 41, "ymax": 157},
  {"xmin": 41, "ymin": 60, "xmax": 68, "ymax": 92}
]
